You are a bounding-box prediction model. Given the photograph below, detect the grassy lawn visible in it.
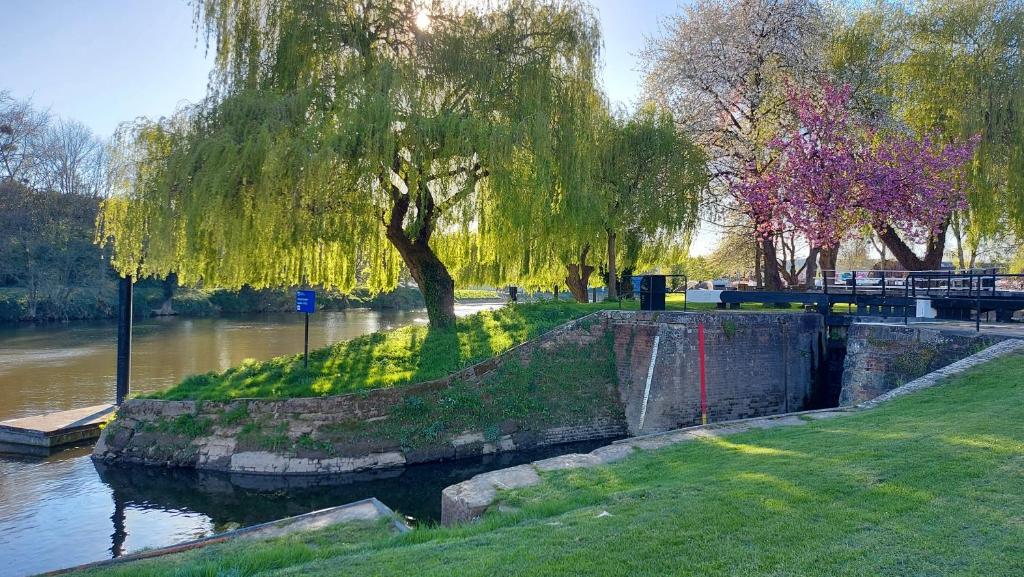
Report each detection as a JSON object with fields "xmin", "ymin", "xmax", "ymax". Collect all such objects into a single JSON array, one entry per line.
[
  {"xmin": 455, "ymin": 288, "xmax": 501, "ymax": 300},
  {"xmin": 88, "ymin": 351, "xmax": 1024, "ymax": 576},
  {"xmin": 73, "ymin": 519, "xmax": 396, "ymax": 577}
]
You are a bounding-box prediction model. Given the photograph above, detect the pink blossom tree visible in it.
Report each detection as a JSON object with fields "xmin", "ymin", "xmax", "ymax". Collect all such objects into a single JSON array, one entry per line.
[{"xmin": 733, "ymin": 81, "xmax": 977, "ymax": 286}]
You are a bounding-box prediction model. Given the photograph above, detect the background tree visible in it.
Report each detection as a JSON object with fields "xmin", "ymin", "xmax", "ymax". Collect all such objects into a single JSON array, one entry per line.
[
  {"xmin": 595, "ymin": 104, "xmax": 705, "ymax": 299},
  {"xmin": 99, "ymin": 0, "xmax": 601, "ymax": 328},
  {"xmin": 0, "ymin": 91, "xmax": 50, "ymax": 186},
  {"xmin": 831, "ymin": 0, "xmax": 1024, "ymax": 269},
  {"xmin": 738, "ymin": 81, "xmax": 977, "ymax": 278},
  {"xmin": 644, "ymin": 0, "xmax": 825, "ymax": 289}
]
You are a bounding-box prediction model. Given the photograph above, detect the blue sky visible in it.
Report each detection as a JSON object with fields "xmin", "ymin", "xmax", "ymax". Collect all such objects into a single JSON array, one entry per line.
[{"xmin": 0, "ymin": 0, "xmax": 683, "ymax": 138}]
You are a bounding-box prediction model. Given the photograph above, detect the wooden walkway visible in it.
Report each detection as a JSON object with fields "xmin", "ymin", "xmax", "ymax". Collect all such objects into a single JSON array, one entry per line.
[{"xmin": 0, "ymin": 404, "xmax": 115, "ymax": 451}]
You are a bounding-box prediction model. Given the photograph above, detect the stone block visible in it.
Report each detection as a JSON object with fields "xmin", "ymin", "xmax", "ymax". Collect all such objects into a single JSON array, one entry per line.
[{"xmin": 532, "ymin": 453, "xmax": 602, "ymax": 472}]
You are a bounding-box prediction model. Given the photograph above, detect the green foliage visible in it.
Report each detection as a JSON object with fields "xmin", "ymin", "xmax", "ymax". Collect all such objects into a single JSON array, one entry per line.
[
  {"xmin": 831, "ymin": 0, "xmax": 1024, "ymax": 253},
  {"xmin": 0, "ymin": 180, "xmax": 115, "ymax": 321},
  {"xmin": 218, "ymin": 403, "xmax": 249, "ymax": 426},
  {"xmin": 722, "ymin": 320, "xmax": 738, "ymax": 339},
  {"xmin": 144, "ymin": 414, "xmax": 214, "ymax": 439},
  {"xmin": 76, "ymin": 353, "xmax": 1024, "ymax": 577},
  {"xmin": 454, "ymin": 288, "xmax": 498, "ymax": 300},
  {"xmin": 99, "ymin": 0, "xmax": 603, "ymax": 327}
]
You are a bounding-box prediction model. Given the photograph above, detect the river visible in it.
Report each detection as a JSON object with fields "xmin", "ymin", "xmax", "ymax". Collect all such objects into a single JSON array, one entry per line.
[{"xmin": 0, "ymin": 303, "xmax": 609, "ymax": 577}]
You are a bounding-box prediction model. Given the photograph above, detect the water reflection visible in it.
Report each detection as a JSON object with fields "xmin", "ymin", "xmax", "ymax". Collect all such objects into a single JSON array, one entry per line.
[{"xmin": 1, "ymin": 439, "xmax": 614, "ymax": 577}]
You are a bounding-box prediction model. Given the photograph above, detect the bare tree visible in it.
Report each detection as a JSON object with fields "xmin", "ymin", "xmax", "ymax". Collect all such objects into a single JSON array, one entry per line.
[
  {"xmin": 643, "ymin": 0, "xmax": 826, "ymax": 289},
  {"xmin": 0, "ymin": 91, "xmax": 50, "ymax": 185},
  {"xmin": 38, "ymin": 118, "xmax": 107, "ymax": 197}
]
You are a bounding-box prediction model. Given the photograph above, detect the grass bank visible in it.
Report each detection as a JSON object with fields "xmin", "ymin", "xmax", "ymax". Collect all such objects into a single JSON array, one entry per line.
[
  {"xmin": 149, "ymin": 300, "xmax": 619, "ymax": 400},
  {"xmin": 77, "ymin": 352, "xmax": 1024, "ymax": 576},
  {"xmin": 147, "ymin": 295, "xmax": 807, "ymax": 401}
]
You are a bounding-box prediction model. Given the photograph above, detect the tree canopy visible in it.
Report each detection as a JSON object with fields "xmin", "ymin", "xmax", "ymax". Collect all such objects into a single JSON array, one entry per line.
[{"xmin": 100, "ymin": 0, "xmax": 603, "ymax": 327}]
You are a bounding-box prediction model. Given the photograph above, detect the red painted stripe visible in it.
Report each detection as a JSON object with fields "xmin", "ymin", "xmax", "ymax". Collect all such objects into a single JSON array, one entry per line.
[{"xmin": 698, "ymin": 322, "xmax": 707, "ymax": 422}]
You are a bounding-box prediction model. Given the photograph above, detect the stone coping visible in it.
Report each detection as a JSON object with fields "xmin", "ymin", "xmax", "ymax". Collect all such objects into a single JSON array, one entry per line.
[
  {"xmin": 440, "ymin": 337, "xmax": 1024, "ymax": 526},
  {"xmin": 41, "ymin": 498, "xmax": 409, "ymax": 576}
]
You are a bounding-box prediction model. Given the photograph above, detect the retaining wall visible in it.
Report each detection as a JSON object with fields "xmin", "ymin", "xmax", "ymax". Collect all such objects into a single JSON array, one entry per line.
[
  {"xmin": 93, "ymin": 310, "xmax": 835, "ymax": 474},
  {"xmin": 607, "ymin": 311, "xmax": 827, "ymax": 435},
  {"xmin": 838, "ymin": 323, "xmax": 1007, "ymax": 405}
]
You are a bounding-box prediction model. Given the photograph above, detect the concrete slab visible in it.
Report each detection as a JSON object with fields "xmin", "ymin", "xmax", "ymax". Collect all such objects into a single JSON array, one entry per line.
[
  {"xmin": 43, "ymin": 498, "xmax": 408, "ymax": 576},
  {"xmin": 533, "ymin": 453, "xmax": 602, "ymax": 472},
  {"xmin": 0, "ymin": 404, "xmax": 115, "ymax": 449}
]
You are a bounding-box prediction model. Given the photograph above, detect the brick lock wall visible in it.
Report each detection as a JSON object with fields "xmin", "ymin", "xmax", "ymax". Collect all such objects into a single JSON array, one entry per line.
[{"xmin": 609, "ymin": 312, "xmax": 826, "ymax": 435}]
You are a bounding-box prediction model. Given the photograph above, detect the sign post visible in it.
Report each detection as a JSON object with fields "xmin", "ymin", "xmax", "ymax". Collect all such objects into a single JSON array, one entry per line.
[{"xmin": 295, "ymin": 290, "xmax": 316, "ymax": 367}]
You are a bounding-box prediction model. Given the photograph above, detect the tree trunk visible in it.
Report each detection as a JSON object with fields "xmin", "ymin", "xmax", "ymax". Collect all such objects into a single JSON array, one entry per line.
[
  {"xmin": 805, "ymin": 247, "xmax": 820, "ymax": 289},
  {"xmin": 761, "ymin": 237, "xmax": 783, "ymax": 290},
  {"xmin": 553, "ymin": 285, "xmax": 559, "ymax": 301},
  {"xmin": 385, "ymin": 184, "xmax": 456, "ymax": 329},
  {"xmin": 874, "ymin": 223, "xmax": 947, "ymax": 271},
  {"xmin": 606, "ymin": 230, "xmax": 618, "ymax": 301},
  {"xmin": 388, "ymin": 234, "xmax": 456, "ymax": 327},
  {"xmin": 820, "ymin": 245, "xmax": 839, "ymax": 287},
  {"xmin": 754, "ymin": 240, "xmax": 763, "ymax": 289},
  {"xmin": 565, "ymin": 245, "xmax": 594, "ymax": 303}
]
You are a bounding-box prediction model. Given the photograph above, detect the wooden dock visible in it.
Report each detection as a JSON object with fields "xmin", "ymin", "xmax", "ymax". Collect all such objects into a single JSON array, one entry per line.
[{"xmin": 0, "ymin": 404, "xmax": 116, "ymax": 452}]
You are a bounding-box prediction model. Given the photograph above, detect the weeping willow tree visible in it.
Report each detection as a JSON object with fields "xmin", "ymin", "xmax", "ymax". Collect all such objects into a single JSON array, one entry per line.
[
  {"xmin": 595, "ymin": 104, "xmax": 706, "ymax": 299},
  {"xmin": 98, "ymin": 0, "xmax": 600, "ymax": 328}
]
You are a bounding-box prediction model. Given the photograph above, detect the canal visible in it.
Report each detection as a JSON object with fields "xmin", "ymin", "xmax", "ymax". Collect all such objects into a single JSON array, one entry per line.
[{"xmin": 1, "ymin": 303, "xmax": 596, "ymax": 577}]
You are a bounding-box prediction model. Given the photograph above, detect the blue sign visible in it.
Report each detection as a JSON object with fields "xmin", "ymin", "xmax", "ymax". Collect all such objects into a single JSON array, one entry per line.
[
  {"xmin": 296, "ymin": 290, "xmax": 316, "ymax": 313},
  {"xmin": 631, "ymin": 275, "xmax": 643, "ymax": 295}
]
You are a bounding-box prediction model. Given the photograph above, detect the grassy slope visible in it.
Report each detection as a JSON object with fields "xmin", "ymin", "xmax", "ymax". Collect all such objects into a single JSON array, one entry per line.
[
  {"xmin": 151, "ymin": 301, "xmax": 620, "ymax": 400},
  {"xmin": 88, "ymin": 351, "xmax": 1024, "ymax": 576},
  {"xmin": 149, "ymin": 296, "xmax": 803, "ymax": 401}
]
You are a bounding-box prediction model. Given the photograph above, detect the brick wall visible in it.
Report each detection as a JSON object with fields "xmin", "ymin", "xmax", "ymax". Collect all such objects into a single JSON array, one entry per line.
[
  {"xmin": 608, "ymin": 311, "xmax": 827, "ymax": 435},
  {"xmin": 839, "ymin": 324, "xmax": 1006, "ymax": 405}
]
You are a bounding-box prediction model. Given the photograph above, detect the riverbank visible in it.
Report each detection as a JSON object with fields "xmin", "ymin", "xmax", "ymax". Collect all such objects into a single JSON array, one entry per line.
[
  {"xmin": 69, "ymin": 349, "xmax": 1024, "ymax": 576},
  {"xmin": 0, "ymin": 285, "xmax": 505, "ymax": 324}
]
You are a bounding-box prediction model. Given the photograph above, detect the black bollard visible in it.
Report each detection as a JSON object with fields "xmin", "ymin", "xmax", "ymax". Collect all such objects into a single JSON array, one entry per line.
[{"xmin": 116, "ymin": 276, "xmax": 133, "ymax": 405}]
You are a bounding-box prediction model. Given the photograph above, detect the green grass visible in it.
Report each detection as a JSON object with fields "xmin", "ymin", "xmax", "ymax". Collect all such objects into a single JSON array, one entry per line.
[
  {"xmin": 73, "ymin": 520, "xmax": 395, "ymax": 577},
  {"xmin": 318, "ymin": 334, "xmax": 621, "ymax": 449},
  {"xmin": 455, "ymin": 288, "xmax": 500, "ymax": 300},
  {"xmin": 150, "ymin": 301, "xmax": 621, "ymax": 400},
  {"xmin": 83, "ymin": 352, "xmax": 1024, "ymax": 576}
]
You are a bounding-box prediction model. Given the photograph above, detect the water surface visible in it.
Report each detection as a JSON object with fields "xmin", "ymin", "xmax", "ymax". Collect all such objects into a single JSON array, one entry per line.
[{"xmin": 1, "ymin": 304, "xmax": 532, "ymax": 577}]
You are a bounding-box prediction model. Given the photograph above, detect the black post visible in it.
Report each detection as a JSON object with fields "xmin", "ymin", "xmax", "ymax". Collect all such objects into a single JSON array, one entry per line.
[
  {"xmin": 904, "ymin": 273, "xmax": 909, "ymax": 325},
  {"xmin": 683, "ymin": 275, "xmax": 688, "ymax": 312},
  {"xmin": 115, "ymin": 276, "xmax": 133, "ymax": 405},
  {"xmin": 304, "ymin": 312, "xmax": 310, "ymax": 368}
]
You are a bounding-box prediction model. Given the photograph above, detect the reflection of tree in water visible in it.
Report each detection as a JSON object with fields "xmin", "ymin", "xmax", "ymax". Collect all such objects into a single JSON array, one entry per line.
[
  {"xmin": 93, "ymin": 438, "xmax": 614, "ymax": 533},
  {"xmin": 110, "ymin": 490, "xmax": 127, "ymax": 557}
]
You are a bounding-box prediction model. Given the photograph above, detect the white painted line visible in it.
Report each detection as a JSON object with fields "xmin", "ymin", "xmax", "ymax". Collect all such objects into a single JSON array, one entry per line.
[{"xmin": 638, "ymin": 335, "xmax": 661, "ymax": 432}]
